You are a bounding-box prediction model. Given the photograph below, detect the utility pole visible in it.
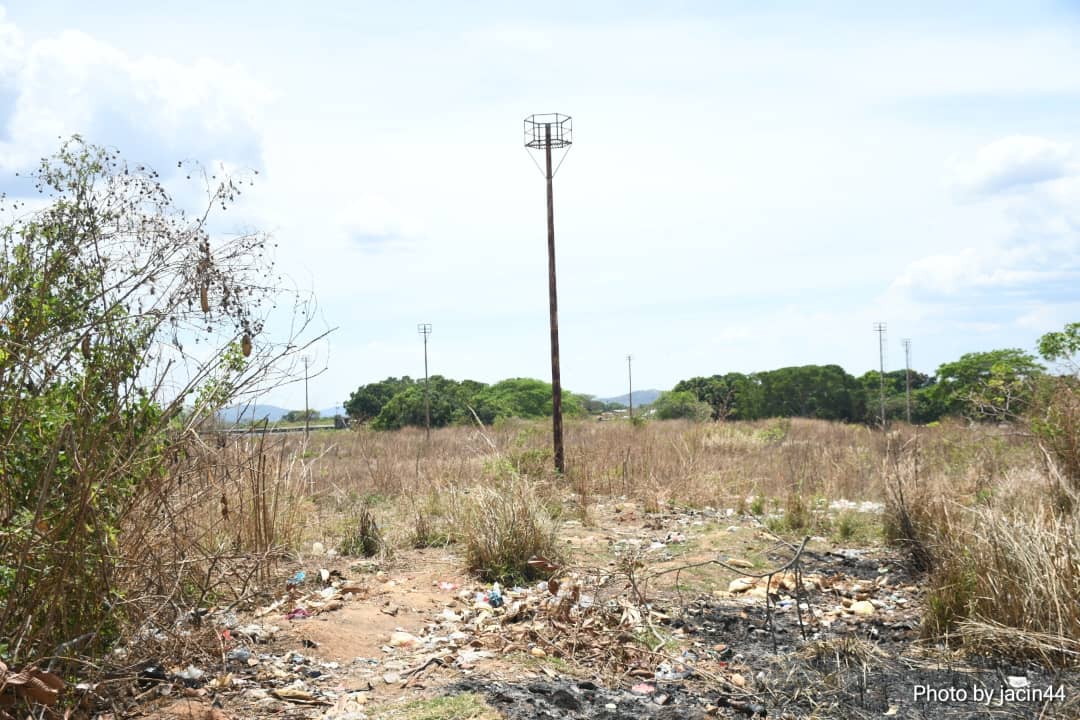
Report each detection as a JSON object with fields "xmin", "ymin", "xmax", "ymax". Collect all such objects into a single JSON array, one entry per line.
[
  {"xmin": 525, "ymin": 113, "xmax": 572, "ymax": 474},
  {"xmin": 873, "ymin": 322, "xmax": 887, "ymax": 429},
  {"xmin": 902, "ymin": 338, "xmax": 912, "ymax": 424},
  {"xmin": 417, "ymin": 323, "xmax": 432, "ymax": 441},
  {"xmin": 627, "ymin": 355, "xmax": 634, "ymax": 420},
  {"xmin": 303, "ymin": 355, "xmax": 310, "ymax": 441}
]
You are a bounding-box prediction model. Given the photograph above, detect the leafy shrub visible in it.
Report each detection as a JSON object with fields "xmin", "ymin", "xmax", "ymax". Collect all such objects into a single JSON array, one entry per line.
[{"xmin": 652, "ymin": 391, "xmax": 711, "ymax": 421}]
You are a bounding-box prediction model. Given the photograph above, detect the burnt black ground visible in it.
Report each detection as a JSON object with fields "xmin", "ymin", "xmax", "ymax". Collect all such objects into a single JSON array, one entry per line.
[{"xmin": 447, "ymin": 546, "xmax": 1079, "ymax": 719}]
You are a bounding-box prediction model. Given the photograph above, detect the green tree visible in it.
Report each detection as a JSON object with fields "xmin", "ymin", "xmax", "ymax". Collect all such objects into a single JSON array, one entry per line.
[
  {"xmin": 1038, "ymin": 322, "xmax": 1080, "ymax": 370},
  {"xmin": 858, "ymin": 369, "xmax": 936, "ymax": 423},
  {"xmin": 284, "ymin": 409, "xmax": 319, "ymax": 422},
  {"xmin": 469, "ymin": 377, "xmax": 584, "ymax": 421},
  {"xmin": 755, "ymin": 365, "xmax": 862, "ymax": 421},
  {"xmin": 1031, "ymin": 322, "xmax": 1080, "ymax": 489},
  {"xmin": 371, "ymin": 375, "xmax": 475, "ymax": 430},
  {"xmin": 344, "ymin": 376, "xmax": 414, "ymax": 422},
  {"xmin": 652, "ymin": 390, "xmax": 711, "ymax": 421},
  {"xmin": 674, "ymin": 372, "xmax": 763, "ymax": 420},
  {"xmin": 931, "ymin": 349, "xmax": 1043, "ymax": 418}
]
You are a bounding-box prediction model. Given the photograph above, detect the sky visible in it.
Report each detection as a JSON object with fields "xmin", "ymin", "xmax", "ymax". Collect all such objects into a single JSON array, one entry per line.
[{"xmin": 2, "ymin": 1, "xmax": 1080, "ymax": 410}]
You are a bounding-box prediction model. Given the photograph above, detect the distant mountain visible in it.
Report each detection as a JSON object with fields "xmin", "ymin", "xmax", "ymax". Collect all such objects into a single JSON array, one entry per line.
[
  {"xmin": 597, "ymin": 389, "xmax": 662, "ymax": 408},
  {"xmin": 217, "ymin": 404, "xmax": 345, "ymax": 423},
  {"xmin": 217, "ymin": 404, "xmax": 290, "ymax": 423}
]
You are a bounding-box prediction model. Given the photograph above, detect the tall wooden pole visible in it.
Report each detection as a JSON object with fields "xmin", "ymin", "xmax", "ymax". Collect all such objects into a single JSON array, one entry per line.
[
  {"xmin": 303, "ymin": 356, "xmax": 310, "ymax": 441},
  {"xmin": 423, "ymin": 329, "xmax": 430, "ymax": 440},
  {"xmin": 545, "ymin": 123, "xmax": 565, "ymax": 474}
]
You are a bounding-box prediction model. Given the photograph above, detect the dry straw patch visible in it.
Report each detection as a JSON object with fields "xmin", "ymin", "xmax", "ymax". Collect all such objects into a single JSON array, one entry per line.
[
  {"xmin": 883, "ymin": 427, "xmax": 1079, "ymax": 666},
  {"xmin": 925, "ymin": 474, "xmax": 1080, "ymax": 665}
]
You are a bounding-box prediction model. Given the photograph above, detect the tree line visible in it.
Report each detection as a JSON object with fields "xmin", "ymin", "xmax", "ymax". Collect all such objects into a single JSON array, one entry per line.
[
  {"xmin": 664, "ymin": 348, "xmax": 1046, "ymax": 424},
  {"xmin": 344, "ymin": 376, "xmax": 625, "ymax": 430},
  {"xmin": 347, "ymin": 345, "xmax": 1062, "ymax": 429}
]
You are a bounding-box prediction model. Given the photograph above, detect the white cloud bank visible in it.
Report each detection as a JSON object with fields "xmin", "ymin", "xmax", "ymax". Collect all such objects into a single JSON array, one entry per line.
[
  {"xmin": 0, "ymin": 7, "xmax": 270, "ymax": 174},
  {"xmin": 946, "ymin": 135, "xmax": 1075, "ymax": 199}
]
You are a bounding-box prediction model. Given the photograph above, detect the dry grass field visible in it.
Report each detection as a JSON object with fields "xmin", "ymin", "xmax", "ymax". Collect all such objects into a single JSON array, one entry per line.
[{"xmin": 99, "ymin": 415, "xmax": 1078, "ymax": 718}]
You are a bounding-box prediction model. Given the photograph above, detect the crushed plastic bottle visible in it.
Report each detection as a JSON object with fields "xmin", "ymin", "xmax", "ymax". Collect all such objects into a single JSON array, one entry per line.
[{"xmin": 486, "ymin": 582, "xmax": 504, "ymax": 608}]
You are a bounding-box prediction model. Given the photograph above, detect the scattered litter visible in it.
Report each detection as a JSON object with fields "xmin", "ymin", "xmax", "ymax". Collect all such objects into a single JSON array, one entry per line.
[{"xmin": 226, "ymin": 648, "xmax": 251, "ymax": 664}]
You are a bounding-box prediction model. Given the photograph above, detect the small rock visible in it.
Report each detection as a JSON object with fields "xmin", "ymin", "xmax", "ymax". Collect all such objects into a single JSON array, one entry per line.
[
  {"xmin": 530, "ymin": 647, "xmax": 546, "ymax": 658},
  {"xmin": 1007, "ymin": 676, "xmax": 1029, "ymax": 689},
  {"xmin": 850, "ymin": 600, "xmax": 876, "ymax": 616},
  {"xmin": 728, "ymin": 578, "xmax": 754, "ymax": 594},
  {"xmin": 272, "ymin": 688, "xmax": 317, "ymax": 702},
  {"xmin": 726, "ymin": 558, "xmax": 754, "ymax": 569},
  {"xmin": 382, "ymin": 673, "xmax": 400, "ymax": 684},
  {"xmin": 731, "ymin": 673, "xmax": 746, "ymax": 688}
]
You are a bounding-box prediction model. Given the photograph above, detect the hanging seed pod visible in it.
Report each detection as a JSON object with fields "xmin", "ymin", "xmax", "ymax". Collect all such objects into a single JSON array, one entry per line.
[
  {"xmin": 241, "ymin": 333, "xmax": 252, "ymax": 357},
  {"xmin": 200, "ymin": 283, "xmax": 210, "ymax": 313},
  {"xmin": 81, "ymin": 333, "xmax": 91, "ymax": 359}
]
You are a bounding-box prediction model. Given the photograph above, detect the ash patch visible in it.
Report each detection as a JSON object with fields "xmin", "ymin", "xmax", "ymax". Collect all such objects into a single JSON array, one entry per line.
[{"xmin": 452, "ymin": 678, "xmax": 758, "ymax": 719}]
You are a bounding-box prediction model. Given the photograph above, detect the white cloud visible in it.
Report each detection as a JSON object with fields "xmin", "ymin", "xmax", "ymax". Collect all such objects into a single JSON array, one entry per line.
[
  {"xmin": 889, "ymin": 246, "xmax": 1068, "ymax": 297},
  {"xmin": 946, "ymin": 135, "xmax": 1075, "ymax": 199},
  {"xmin": 0, "ymin": 8, "xmax": 22, "ymax": 77},
  {"xmin": 0, "ymin": 22, "xmax": 271, "ymax": 174},
  {"xmin": 884, "ymin": 134, "xmax": 1080, "ymax": 355}
]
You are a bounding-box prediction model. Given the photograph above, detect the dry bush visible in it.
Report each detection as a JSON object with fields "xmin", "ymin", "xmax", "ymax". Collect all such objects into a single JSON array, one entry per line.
[
  {"xmin": 921, "ymin": 473, "xmax": 1080, "ymax": 665},
  {"xmin": 881, "ymin": 427, "xmax": 1079, "ymax": 666},
  {"xmin": 1030, "ymin": 376, "xmax": 1080, "ymax": 506},
  {"xmin": 339, "ymin": 503, "xmax": 386, "ymax": 558},
  {"xmin": 447, "ymin": 473, "xmax": 563, "ymax": 584},
  {"xmin": 117, "ymin": 431, "xmax": 311, "ymax": 626}
]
